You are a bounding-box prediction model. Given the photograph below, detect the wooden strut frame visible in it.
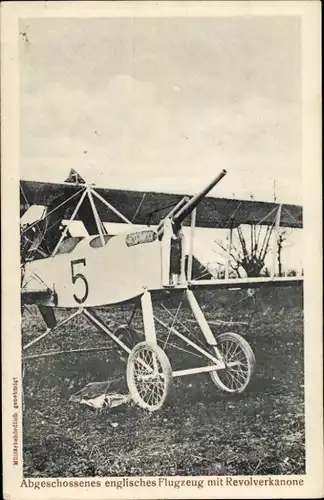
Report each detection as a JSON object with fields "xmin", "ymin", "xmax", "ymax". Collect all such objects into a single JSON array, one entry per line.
[
  {"xmin": 22, "ymin": 287, "xmax": 226, "ymax": 377},
  {"xmin": 271, "ymin": 204, "xmax": 282, "ymax": 278},
  {"xmin": 22, "ymin": 182, "xmax": 302, "ymax": 376},
  {"xmin": 51, "ymin": 185, "xmax": 134, "ymax": 257},
  {"xmin": 35, "ymin": 181, "xmax": 300, "ymax": 286}
]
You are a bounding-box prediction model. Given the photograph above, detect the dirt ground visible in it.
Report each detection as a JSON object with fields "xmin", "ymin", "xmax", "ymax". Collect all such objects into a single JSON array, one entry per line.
[{"xmin": 22, "ymin": 286, "xmax": 304, "ymax": 477}]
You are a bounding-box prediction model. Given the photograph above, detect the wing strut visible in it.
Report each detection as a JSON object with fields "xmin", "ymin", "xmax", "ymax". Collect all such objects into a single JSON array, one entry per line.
[
  {"xmin": 49, "ymin": 181, "xmax": 136, "ymax": 255},
  {"xmin": 187, "ymin": 208, "xmax": 197, "ymax": 282},
  {"xmin": 52, "ymin": 188, "xmax": 88, "ymax": 256},
  {"xmin": 225, "ymin": 226, "xmax": 233, "ymax": 280},
  {"xmin": 87, "ymin": 188, "xmax": 106, "ymax": 246},
  {"xmin": 271, "ymin": 204, "xmax": 282, "ymax": 278},
  {"xmin": 91, "ymin": 189, "xmax": 133, "ymax": 225}
]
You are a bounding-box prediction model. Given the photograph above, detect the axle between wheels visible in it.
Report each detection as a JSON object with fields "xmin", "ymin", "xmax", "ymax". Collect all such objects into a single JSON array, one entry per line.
[{"xmin": 126, "ymin": 332, "xmax": 256, "ymax": 411}]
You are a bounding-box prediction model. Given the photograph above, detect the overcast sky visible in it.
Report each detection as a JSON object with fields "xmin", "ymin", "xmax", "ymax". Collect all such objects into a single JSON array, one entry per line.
[{"xmin": 20, "ymin": 16, "xmax": 301, "ymax": 204}]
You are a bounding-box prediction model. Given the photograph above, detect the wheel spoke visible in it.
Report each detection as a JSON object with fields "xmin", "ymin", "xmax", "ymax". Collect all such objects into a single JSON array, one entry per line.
[
  {"xmin": 228, "ymin": 341, "xmax": 240, "ymax": 360},
  {"xmin": 127, "ymin": 343, "xmax": 172, "ymax": 410},
  {"xmin": 210, "ymin": 333, "xmax": 254, "ymax": 393},
  {"xmin": 230, "ymin": 368, "xmax": 247, "ymax": 383},
  {"xmin": 152, "ymin": 352, "xmax": 159, "ymax": 374}
]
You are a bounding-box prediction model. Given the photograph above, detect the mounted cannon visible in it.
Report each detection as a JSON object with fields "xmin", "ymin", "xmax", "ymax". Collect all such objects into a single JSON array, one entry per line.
[
  {"xmin": 157, "ymin": 169, "xmax": 227, "ymax": 238},
  {"xmin": 21, "ymin": 166, "xmax": 303, "ymax": 412},
  {"xmin": 157, "ymin": 169, "xmax": 227, "ymax": 286},
  {"xmin": 21, "ymin": 170, "xmax": 229, "ymax": 309}
]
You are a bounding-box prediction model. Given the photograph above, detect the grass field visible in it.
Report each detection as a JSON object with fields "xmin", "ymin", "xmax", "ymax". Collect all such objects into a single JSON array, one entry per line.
[{"xmin": 22, "ymin": 286, "xmax": 304, "ymax": 477}]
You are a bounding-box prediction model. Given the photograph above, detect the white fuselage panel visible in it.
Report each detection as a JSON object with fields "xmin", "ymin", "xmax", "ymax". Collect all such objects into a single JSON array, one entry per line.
[{"xmin": 22, "ymin": 230, "xmax": 163, "ymax": 307}]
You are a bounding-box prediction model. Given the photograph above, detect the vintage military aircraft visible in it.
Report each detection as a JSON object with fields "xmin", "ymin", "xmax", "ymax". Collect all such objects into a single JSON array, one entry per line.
[{"xmin": 20, "ymin": 169, "xmax": 303, "ymax": 411}]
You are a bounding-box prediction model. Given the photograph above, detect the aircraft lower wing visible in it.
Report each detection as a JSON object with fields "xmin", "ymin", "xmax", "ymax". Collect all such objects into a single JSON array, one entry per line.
[{"xmin": 189, "ymin": 276, "xmax": 303, "ymax": 290}]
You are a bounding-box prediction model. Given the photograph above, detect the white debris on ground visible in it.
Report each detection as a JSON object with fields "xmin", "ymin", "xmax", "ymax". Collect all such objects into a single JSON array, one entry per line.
[
  {"xmin": 80, "ymin": 393, "xmax": 131, "ymax": 410},
  {"xmin": 69, "ymin": 380, "xmax": 132, "ymax": 410}
]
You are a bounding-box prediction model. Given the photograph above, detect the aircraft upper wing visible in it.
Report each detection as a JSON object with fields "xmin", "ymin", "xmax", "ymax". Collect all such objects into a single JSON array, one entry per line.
[{"xmin": 20, "ymin": 179, "xmax": 303, "ymax": 229}]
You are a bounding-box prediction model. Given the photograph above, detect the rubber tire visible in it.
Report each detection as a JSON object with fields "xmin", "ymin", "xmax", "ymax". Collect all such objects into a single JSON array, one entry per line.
[
  {"xmin": 209, "ymin": 332, "xmax": 256, "ymax": 393},
  {"xmin": 126, "ymin": 341, "xmax": 173, "ymax": 411}
]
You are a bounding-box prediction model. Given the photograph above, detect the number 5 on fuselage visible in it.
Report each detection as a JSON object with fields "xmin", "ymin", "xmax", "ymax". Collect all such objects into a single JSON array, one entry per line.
[{"xmin": 70, "ymin": 258, "xmax": 89, "ymax": 304}]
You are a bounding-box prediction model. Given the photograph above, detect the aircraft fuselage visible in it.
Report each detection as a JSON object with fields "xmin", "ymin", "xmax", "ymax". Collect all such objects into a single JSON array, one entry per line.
[{"xmin": 22, "ymin": 228, "xmax": 167, "ymax": 308}]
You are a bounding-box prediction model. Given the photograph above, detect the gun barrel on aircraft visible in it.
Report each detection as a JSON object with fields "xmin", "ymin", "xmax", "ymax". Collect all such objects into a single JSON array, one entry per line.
[{"xmin": 172, "ymin": 169, "xmax": 227, "ymax": 231}]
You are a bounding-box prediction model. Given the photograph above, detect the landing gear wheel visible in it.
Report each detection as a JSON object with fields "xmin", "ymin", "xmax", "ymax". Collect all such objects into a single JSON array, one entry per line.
[
  {"xmin": 126, "ymin": 341, "xmax": 173, "ymax": 411},
  {"xmin": 209, "ymin": 332, "xmax": 255, "ymax": 393}
]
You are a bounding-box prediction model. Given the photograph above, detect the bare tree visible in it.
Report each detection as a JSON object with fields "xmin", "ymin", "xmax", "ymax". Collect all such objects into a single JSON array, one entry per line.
[
  {"xmin": 214, "ymin": 224, "xmax": 275, "ymax": 278},
  {"xmin": 277, "ymin": 231, "xmax": 286, "ymax": 277}
]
